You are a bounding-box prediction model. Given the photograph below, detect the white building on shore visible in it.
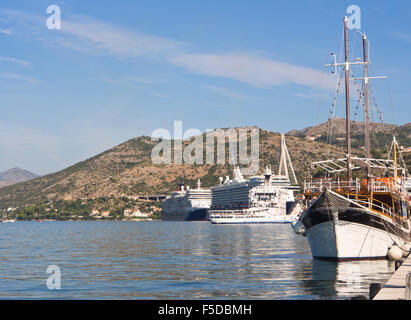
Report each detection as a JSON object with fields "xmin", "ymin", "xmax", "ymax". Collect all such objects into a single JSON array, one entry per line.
[{"xmin": 124, "ymin": 209, "xmax": 152, "ymax": 218}]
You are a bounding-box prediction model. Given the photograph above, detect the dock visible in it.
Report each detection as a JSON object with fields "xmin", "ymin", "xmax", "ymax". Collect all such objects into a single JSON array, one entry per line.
[{"xmin": 373, "ymin": 253, "xmax": 411, "ymax": 300}]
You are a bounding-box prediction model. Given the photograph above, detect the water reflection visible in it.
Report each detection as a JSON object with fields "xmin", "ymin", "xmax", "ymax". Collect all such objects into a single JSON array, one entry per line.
[
  {"xmin": 303, "ymin": 259, "xmax": 395, "ymax": 299},
  {"xmin": 0, "ymin": 221, "xmax": 395, "ymax": 299}
]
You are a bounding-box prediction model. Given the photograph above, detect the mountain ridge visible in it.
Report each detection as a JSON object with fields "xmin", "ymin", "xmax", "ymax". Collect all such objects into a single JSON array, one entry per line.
[
  {"xmin": 0, "ymin": 128, "xmax": 347, "ymax": 209},
  {"xmin": 287, "ymin": 117, "xmax": 401, "ymax": 138},
  {"xmin": 0, "ymin": 167, "xmax": 38, "ymax": 188},
  {"xmin": 0, "ymin": 122, "xmax": 409, "ymax": 210}
]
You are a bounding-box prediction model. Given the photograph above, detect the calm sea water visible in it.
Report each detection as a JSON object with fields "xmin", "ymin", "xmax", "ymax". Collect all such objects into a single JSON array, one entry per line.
[{"xmin": 0, "ymin": 221, "xmax": 395, "ymax": 299}]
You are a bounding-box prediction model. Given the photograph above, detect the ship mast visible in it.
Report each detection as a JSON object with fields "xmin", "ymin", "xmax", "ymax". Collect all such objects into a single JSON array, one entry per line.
[
  {"xmin": 394, "ymin": 136, "xmax": 398, "ymax": 183},
  {"xmin": 358, "ymin": 33, "xmax": 387, "ymax": 177},
  {"xmin": 278, "ymin": 133, "xmax": 298, "ymax": 185},
  {"xmin": 324, "ymin": 17, "xmax": 387, "ymax": 181},
  {"xmin": 343, "ymin": 16, "xmax": 352, "ymax": 182},
  {"xmin": 362, "ymin": 33, "xmax": 371, "ymax": 177}
]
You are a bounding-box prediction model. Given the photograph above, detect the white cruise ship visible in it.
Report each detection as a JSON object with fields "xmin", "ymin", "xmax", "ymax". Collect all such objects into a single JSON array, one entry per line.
[
  {"xmin": 161, "ymin": 179, "xmax": 211, "ymax": 221},
  {"xmin": 405, "ymin": 176, "xmax": 411, "ymax": 196},
  {"xmin": 209, "ymin": 134, "xmax": 300, "ymax": 224}
]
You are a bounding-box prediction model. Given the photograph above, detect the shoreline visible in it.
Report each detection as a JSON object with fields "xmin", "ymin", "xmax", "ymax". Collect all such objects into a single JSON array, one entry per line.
[{"xmin": 1, "ymin": 218, "xmax": 163, "ymax": 222}]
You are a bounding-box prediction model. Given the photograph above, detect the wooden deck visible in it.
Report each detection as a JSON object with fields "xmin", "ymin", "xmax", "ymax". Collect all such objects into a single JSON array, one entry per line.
[{"xmin": 373, "ymin": 254, "xmax": 411, "ymax": 300}]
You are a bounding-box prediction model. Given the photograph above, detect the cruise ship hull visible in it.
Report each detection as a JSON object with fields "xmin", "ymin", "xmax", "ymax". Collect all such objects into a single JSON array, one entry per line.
[
  {"xmin": 161, "ymin": 183, "xmax": 211, "ymax": 222},
  {"xmin": 209, "ymin": 208, "xmax": 297, "ymax": 224},
  {"xmin": 161, "ymin": 208, "xmax": 209, "ymax": 221},
  {"xmin": 300, "ymin": 190, "xmax": 410, "ymax": 260},
  {"xmin": 161, "ymin": 211, "xmax": 186, "ymax": 221},
  {"xmin": 209, "ymin": 215, "xmax": 295, "ymax": 224},
  {"xmin": 185, "ymin": 208, "xmax": 209, "ymax": 221}
]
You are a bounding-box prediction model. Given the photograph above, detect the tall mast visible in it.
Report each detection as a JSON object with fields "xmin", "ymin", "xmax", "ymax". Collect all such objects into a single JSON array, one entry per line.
[
  {"xmin": 362, "ymin": 33, "xmax": 371, "ymax": 177},
  {"xmin": 278, "ymin": 134, "xmax": 298, "ymax": 185},
  {"xmin": 324, "ymin": 18, "xmax": 388, "ymax": 182},
  {"xmin": 344, "ymin": 16, "xmax": 352, "ymax": 182},
  {"xmin": 394, "ymin": 137, "xmax": 398, "ymax": 183}
]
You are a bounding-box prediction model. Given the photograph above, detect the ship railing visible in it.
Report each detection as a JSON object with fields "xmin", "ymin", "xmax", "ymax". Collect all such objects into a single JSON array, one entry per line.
[
  {"xmin": 353, "ymin": 199, "xmax": 394, "ymax": 218},
  {"xmin": 304, "ymin": 179, "xmax": 360, "ymax": 193},
  {"xmin": 304, "ymin": 178, "xmax": 408, "ymax": 196},
  {"xmin": 368, "ymin": 179, "xmax": 408, "ymax": 195},
  {"xmin": 209, "ymin": 208, "xmax": 269, "ymax": 216}
]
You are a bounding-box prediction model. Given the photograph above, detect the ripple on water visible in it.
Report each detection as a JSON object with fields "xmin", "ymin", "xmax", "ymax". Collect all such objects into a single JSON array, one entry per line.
[{"xmin": 0, "ymin": 221, "xmax": 395, "ymax": 299}]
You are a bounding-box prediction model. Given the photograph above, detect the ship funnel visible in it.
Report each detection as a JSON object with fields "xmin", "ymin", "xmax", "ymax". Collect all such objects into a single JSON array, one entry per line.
[
  {"xmin": 264, "ymin": 165, "xmax": 272, "ymax": 176},
  {"xmin": 264, "ymin": 165, "xmax": 272, "ymax": 186},
  {"xmin": 233, "ymin": 166, "xmax": 244, "ymax": 182}
]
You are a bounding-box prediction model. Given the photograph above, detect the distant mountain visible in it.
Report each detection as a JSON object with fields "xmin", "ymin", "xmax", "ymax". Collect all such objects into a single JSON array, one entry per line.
[
  {"xmin": 287, "ymin": 117, "xmax": 399, "ymax": 138},
  {"xmin": 0, "ymin": 123, "xmax": 409, "ymax": 211},
  {"xmin": 287, "ymin": 118, "xmax": 411, "ymax": 154},
  {"xmin": 0, "ymin": 129, "xmax": 350, "ymax": 209},
  {"xmin": 0, "ymin": 167, "xmax": 39, "ymax": 188}
]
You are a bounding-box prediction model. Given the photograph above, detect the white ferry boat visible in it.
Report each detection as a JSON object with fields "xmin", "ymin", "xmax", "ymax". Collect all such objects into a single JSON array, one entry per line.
[
  {"xmin": 209, "ymin": 135, "xmax": 300, "ymax": 224},
  {"xmin": 161, "ymin": 179, "xmax": 211, "ymax": 221},
  {"xmin": 1, "ymin": 211, "xmax": 16, "ymax": 223}
]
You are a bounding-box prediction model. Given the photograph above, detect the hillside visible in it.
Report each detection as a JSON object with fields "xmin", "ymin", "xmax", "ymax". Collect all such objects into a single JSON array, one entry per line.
[
  {"xmin": 287, "ymin": 117, "xmax": 400, "ymax": 138},
  {"xmin": 0, "ymin": 128, "xmax": 349, "ymax": 209},
  {"xmin": 288, "ymin": 118, "xmax": 411, "ymax": 157},
  {"xmin": 0, "ymin": 168, "xmax": 38, "ymax": 188},
  {"xmin": 1, "ymin": 123, "xmax": 409, "ymax": 211}
]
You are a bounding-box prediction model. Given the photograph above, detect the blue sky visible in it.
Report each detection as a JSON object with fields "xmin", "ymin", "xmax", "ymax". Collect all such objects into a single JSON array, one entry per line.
[{"xmin": 0, "ymin": 0, "xmax": 410, "ymax": 174}]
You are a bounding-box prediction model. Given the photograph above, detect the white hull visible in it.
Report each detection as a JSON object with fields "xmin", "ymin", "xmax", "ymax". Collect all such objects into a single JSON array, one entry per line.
[
  {"xmin": 210, "ymin": 217, "xmax": 295, "ymax": 224},
  {"xmin": 209, "ymin": 210, "xmax": 298, "ymax": 224},
  {"xmin": 307, "ymin": 220, "xmax": 403, "ymax": 260},
  {"xmin": 299, "ymin": 190, "xmax": 410, "ymax": 260},
  {"xmin": 2, "ymin": 220, "xmax": 16, "ymax": 223}
]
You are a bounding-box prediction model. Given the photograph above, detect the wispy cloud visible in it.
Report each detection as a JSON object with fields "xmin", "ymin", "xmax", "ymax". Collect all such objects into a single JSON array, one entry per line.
[
  {"xmin": 101, "ymin": 76, "xmax": 158, "ymax": 86},
  {"xmin": 294, "ymin": 91, "xmax": 331, "ymax": 101},
  {"xmin": 0, "ymin": 9, "xmax": 181, "ymax": 58},
  {"xmin": 203, "ymin": 84, "xmax": 251, "ymax": 100},
  {"xmin": 60, "ymin": 16, "xmax": 181, "ymax": 59},
  {"xmin": 0, "ymin": 55, "xmax": 31, "ymax": 67},
  {"xmin": 0, "ymin": 72, "xmax": 38, "ymax": 84},
  {"xmin": 0, "ymin": 28, "xmax": 11, "ymax": 35},
  {"xmin": 170, "ymin": 53, "xmax": 335, "ymax": 90},
  {"xmin": 0, "ymin": 8, "xmax": 335, "ymax": 91},
  {"xmin": 149, "ymin": 92, "xmax": 168, "ymax": 98}
]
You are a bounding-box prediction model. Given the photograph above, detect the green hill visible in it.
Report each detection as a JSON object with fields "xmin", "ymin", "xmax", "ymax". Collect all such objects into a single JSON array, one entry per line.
[
  {"xmin": 0, "ymin": 128, "xmax": 348, "ymax": 210},
  {"xmin": 1, "ymin": 124, "xmax": 409, "ymax": 213}
]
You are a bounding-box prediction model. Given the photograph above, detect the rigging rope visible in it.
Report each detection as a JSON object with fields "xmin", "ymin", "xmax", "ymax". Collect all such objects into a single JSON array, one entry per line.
[{"xmin": 325, "ymin": 25, "xmax": 345, "ymax": 158}]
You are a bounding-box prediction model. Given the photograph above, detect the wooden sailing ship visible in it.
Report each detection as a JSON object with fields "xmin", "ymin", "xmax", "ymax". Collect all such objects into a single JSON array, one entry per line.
[{"xmin": 293, "ymin": 16, "xmax": 411, "ymax": 260}]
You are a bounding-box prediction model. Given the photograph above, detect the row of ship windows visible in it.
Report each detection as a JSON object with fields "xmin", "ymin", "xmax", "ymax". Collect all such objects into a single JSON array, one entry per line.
[{"xmin": 210, "ymin": 216, "xmax": 266, "ymax": 219}]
